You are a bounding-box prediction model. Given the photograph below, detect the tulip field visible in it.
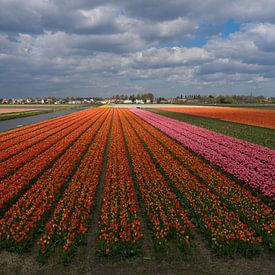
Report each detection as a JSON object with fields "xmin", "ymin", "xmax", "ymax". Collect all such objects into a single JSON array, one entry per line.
[
  {"xmin": 159, "ymin": 107, "xmax": 275, "ymax": 129},
  {"xmin": 131, "ymin": 109, "xmax": 275, "ymax": 199},
  {"xmin": 0, "ymin": 107, "xmax": 274, "ymax": 266}
]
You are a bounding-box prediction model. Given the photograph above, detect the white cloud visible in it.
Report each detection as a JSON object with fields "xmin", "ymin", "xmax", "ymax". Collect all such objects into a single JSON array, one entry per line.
[{"xmin": 1, "ymin": 1, "xmax": 275, "ymax": 97}]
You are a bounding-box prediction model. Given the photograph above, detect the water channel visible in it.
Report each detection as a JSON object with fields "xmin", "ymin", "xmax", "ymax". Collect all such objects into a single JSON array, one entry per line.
[{"xmin": 0, "ymin": 108, "xmax": 84, "ymax": 132}]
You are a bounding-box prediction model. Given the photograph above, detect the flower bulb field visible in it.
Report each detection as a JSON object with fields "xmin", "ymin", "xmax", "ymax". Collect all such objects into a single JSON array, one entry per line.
[
  {"xmin": 0, "ymin": 107, "xmax": 274, "ymax": 273},
  {"xmin": 158, "ymin": 107, "xmax": 275, "ymax": 129}
]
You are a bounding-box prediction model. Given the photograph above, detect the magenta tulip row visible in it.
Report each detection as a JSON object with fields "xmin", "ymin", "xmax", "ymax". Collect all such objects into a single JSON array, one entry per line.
[{"xmin": 130, "ymin": 109, "xmax": 275, "ymax": 199}]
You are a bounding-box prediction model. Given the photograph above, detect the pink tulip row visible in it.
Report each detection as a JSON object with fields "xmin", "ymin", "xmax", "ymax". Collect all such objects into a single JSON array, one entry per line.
[{"xmin": 131, "ymin": 109, "xmax": 275, "ymax": 199}]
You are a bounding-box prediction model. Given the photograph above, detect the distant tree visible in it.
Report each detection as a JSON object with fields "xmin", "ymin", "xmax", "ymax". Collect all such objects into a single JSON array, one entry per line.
[{"xmin": 141, "ymin": 93, "xmax": 154, "ymax": 101}]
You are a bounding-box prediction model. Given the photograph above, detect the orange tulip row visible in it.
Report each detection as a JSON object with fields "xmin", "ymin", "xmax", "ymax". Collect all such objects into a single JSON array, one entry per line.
[
  {"xmin": 0, "ymin": 111, "xmax": 94, "ymax": 178},
  {"xmin": 96, "ymin": 110, "xmax": 142, "ymax": 256},
  {"xmin": 0, "ymin": 109, "xmax": 109, "ymax": 251},
  {"xmin": 160, "ymin": 107, "xmax": 275, "ymax": 129},
  {"xmin": 0, "ymin": 110, "xmax": 84, "ymax": 151},
  {"xmin": 120, "ymin": 110, "xmax": 192, "ymax": 251},
  {"xmin": 0, "ymin": 108, "xmax": 84, "ymax": 141},
  {"xmin": 128, "ymin": 112, "xmax": 275, "ymax": 247},
  {"xmin": 38, "ymin": 109, "xmax": 113, "ymax": 258},
  {"xmin": 126, "ymin": 110, "xmax": 263, "ymax": 256},
  {"xmin": 0, "ymin": 108, "xmax": 272, "ymax": 259},
  {"xmin": 0, "ymin": 109, "xmax": 106, "ymax": 214}
]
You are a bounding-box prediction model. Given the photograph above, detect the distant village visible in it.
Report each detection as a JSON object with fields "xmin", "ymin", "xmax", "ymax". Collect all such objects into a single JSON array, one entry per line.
[
  {"xmin": 0, "ymin": 93, "xmax": 178, "ymax": 105},
  {"xmin": 0, "ymin": 93, "xmax": 274, "ymax": 105}
]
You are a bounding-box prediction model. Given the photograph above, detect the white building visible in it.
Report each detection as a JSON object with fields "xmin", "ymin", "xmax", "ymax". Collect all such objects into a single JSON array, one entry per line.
[
  {"xmin": 135, "ymin": 99, "xmax": 144, "ymax": 104},
  {"xmin": 123, "ymin": 100, "xmax": 133, "ymax": 104}
]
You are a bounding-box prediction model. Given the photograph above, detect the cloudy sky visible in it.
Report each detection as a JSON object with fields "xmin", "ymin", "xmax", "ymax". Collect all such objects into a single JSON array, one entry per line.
[{"xmin": 1, "ymin": 0, "xmax": 275, "ymax": 98}]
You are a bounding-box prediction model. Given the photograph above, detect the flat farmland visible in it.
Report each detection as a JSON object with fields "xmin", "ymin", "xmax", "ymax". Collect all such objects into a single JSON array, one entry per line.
[
  {"xmin": 158, "ymin": 106, "xmax": 275, "ymax": 129},
  {"xmin": 0, "ymin": 107, "xmax": 49, "ymax": 121},
  {"xmin": 0, "ymin": 108, "xmax": 38, "ymax": 114},
  {"xmin": 0, "ymin": 104, "xmax": 86, "ymax": 122},
  {"xmin": 148, "ymin": 107, "xmax": 275, "ymax": 149},
  {"xmin": 0, "ymin": 107, "xmax": 274, "ymax": 274}
]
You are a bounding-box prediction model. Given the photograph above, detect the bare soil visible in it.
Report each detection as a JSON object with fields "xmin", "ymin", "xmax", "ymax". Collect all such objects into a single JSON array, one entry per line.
[{"xmin": 0, "ymin": 231, "xmax": 274, "ymax": 275}]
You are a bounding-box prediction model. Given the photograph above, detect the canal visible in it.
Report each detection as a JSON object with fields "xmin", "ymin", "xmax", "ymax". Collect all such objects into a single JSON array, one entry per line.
[{"xmin": 0, "ymin": 108, "xmax": 84, "ymax": 132}]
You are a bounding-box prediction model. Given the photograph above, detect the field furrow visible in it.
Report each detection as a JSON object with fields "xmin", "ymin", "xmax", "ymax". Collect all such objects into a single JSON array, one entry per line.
[
  {"xmin": 0, "ymin": 110, "xmax": 83, "ymax": 141},
  {"xmin": 38, "ymin": 109, "xmax": 113, "ymax": 257},
  {"xmin": 127, "ymin": 110, "xmax": 263, "ymax": 256},
  {"xmin": 0, "ymin": 112, "xmax": 91, "ymax": 162},
  {"xmin": 120, "ymin": 110, "xmax": 192, "ymax": 251},
  {"xmin": 0, "ymin": 109, "xmax": 108, "ymax": 251},
  {"xmin": 131, "ymin": 109, "xmax": 275, "ymax": 199},
  {"xmin": 0, "ymin": 109, "xmax": 106, "ymax": 214},
  {"xmin": 0, "ymin": 111, "xmax": 93, "ymax": 175},
  {"xmin": 127, "ymin": 111, "xmax": 275, "ymax": 247},
  {"xmin": 96, "ymin": 111, "xmax": 142, "ymax": 256},
  {"xmin": 0, "ymin": 111, "xmax": 82, "ymax": 150},
  {"xmin": 0, "ymin": 107, "xmax": 273, "ymax": 266}
]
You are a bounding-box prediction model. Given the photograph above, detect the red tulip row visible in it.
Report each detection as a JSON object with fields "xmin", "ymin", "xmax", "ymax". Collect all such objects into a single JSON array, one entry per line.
[
  {"xmin": 96, "ymin": 111, "xmax": 142, "ymax": 256},
  {"xmin": 0, "ymin": 117, "xmax": 54, "ymax": 140},
  {"xmin": 0, "ymin": 112, "xmax": 92, "ymax": 173},
  {"xmin": 120, "ymin": 110, "xmax": 192, "ymax": 251},
  {"xmin": 0, "ymin": 111, "xmax": 91, "ymax": 163},
  {"xmin": 0, "ymin": 110, "xmax": 84, "ymax": 151},
  {"xmin": 0, "ymin": 109, "xmax": 107, "ymax": 214},
  {"xmin": 0, "ymin": 109, "xmax": 109, "ymax": 251},
  {"xmin": 0, "ymin": 108, "xmax": 84, "ymax": 141},
  {"xmin": 128, "ymin": 112, "xmax": 275, "ymax": 247},
  {"xmin": 38, "ymin": 109, "xmax": 113, "ymax": 257},
  {"xmin": 127, "ymin": 111, "xmax": 262, "ymax": 256}
]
